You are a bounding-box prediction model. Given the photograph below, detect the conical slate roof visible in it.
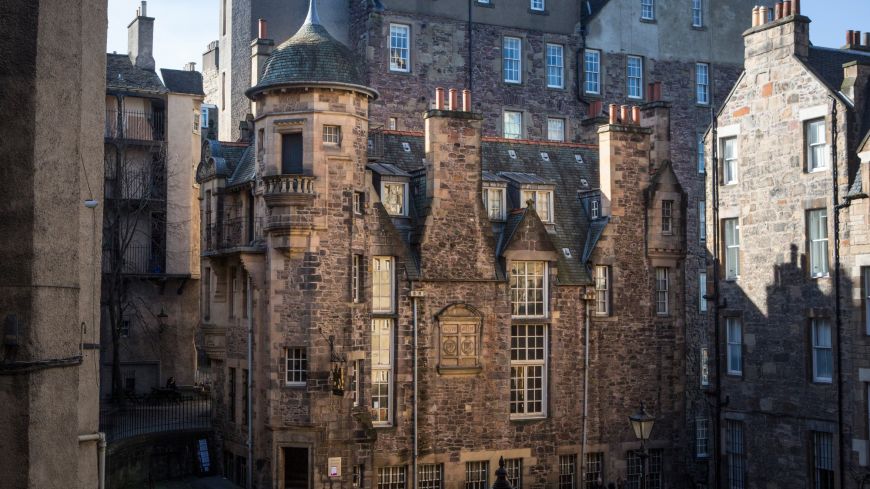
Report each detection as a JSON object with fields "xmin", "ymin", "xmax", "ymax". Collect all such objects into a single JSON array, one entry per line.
[{"xmin": 246, "ymin": 0, "xmax": 376, "ymax": 99}]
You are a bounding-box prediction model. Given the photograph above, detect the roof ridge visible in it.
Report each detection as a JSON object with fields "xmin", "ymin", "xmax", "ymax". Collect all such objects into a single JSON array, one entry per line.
[{"xmin": 482, "ymin": 136, "xmax": 598, "ymax": 148}]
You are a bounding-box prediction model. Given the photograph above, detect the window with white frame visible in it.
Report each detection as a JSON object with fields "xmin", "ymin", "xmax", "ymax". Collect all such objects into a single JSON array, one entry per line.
[
  {"xmin": 371, "ymin": 318, "xmax": 393, "ymax": 425},
  {"xmin": 591, "ymin": 199, "xmax": 600, "ymax": 219},
  {"xmin": 648, "ymin": 450, "xmax": 663, "ymax": 489},
  {"xmin": 864, "ymin": 268, "xmax": 870, "ymax": 335},
  {"xmin": 353, "ymin": 191, "xmax": 364, "ymax": 214},
  {"xmin": 808, "ymin": 209, "xmax": 829, "ymax": 277},
  {"xmin": 696, "ymin": 63, "xmax": 709, "ymax": 104},
  {"xmin": 378, "ymin": 466, "xmax": 406, "ymax": 489},
  {"xmin": 692, "ymin": 0, "xmax": 703, "ymax": 26},
  {"xmin": 511, "ymin": 261, "xmax": 547, "ymax": 317},
  {"xmin": 372, "ymin": 256, "xmax": 394, "ymax": 313},
  {"xmin": 584, "ymin": 49, "xmax": 601, "ymax": 94},
  {"xmin": 531, "ymin": 0, "xmax": 545, "ymax": 11},
  {"xmin": 353, "ymin": 464, "xmax": 364, "ymax": 488},
  {"xmin": 521, "ymin": 189, "xmax": 554, "ymax": 223},
  {"xmin": 504, "ymin": 458, "xmax": 522, "ymax": 489},
  {"xmin": 465, "ymin": 461, "xmax": 488, "ymax": 489},
  {"xmin": 382, "ymin": 182, "xmax": 407, "ymax": 216},
  {"xmin": 389, "ymin": 117, "xmax": 398, "ymax": 130},
  {"xmin": 812, "ymin": 319, "xmax": 833, "ymax": 383},
  {"xmin": 727, "ymin": 317, "xmax": 742, "ymax": 376},
  {"xmin": 662, "ymin": 200, "xmax": 673, "ymax": 234},
  {"xmin": 626, "ymin": 450, "xmax": 661, "ymax": 489},
  {"xmin": 699, "ymin": 271, "xmax": 708, "ymax": 312},
  {"xmin": 656, "ymin": 267, "xmax": 669, "ymax": 315},
  {"xmin": 503, "ymin": 37, "xmax": 522, "ymax": 83},
  {"xmin": 547, "ymin": 117, "xmax": 565, "ymax": 142},
  {"xmin": 483, "ymin": 187, "xmax": 506, "ymax": 220},
  {"xmin": 323, "ymin": 125, "xmax": 341, "ymax": 144},
  {"xmin": 286, "ymin": 347, "xmax": 308, "ymax": 385},
  {"xmin": 510, "ymin": 324, "xmax": 547, "ymax": 417},
  {"xmin": 813, "ymin": 432, "xmax": 835, "ymax": 489},
  {"xmin": 699, "ymin": 200, "xmax": 706, "ymax": 242},
  {"xmin": 504, "ymin": 111, "xmax": 523, "ymax": 139},
  {"xmin": 559, "ymin": 455, "xmax": 577, "ymax": 489},
  {"xmin": 723, "ymin": 136, "xmax": 738, "ymax": 184},
  {"xmin": 696, "ymin": 417, "xmax": 710, "ymax": 457},
  {"xmin": 627, "ymin": 56, "xmax": 643, "ymax": 99},
  {"xmin": 697, "ymin": 133, "xmax": 705, "ymax": 173},
  {"xmin": 806, "ymin": 118, "xmax": 827, "ymax": 171},
  {"xmin": 640, "ymin": 0, "xmax": 655, "ymax": 20},
  {"xmin": 352, "ymin": 254, "xmax": 361, "ymax": 303},
  {"xmin": 584, "ymin": 453, "xmax": 603, "ymax": 489},
  {"xmin": 349, "ymin": 359, "xmax": 362, "ymax": 407},
  {"xmin": 419, "ymin": 464, "xmax": 443, "ymax": 489},
  {"xmin": 595, "ymin": 265, "xmax": 610, "ymax": 315},
  {"xmin": 625, "ymin": 452, "xmax": 642, "ymax": 489},
  {"xmin": 727, "ymin": 421, "xmax": 746, "ymax": 489},
  {"xmin": 547, "ymin": 44, "xmax": 564, "ymax": 88},
  {"xmin": 389, "ymin": 24, "xmax": 410, "ymax": 72},
  {"xmin": 724, "ymin": 218, "xmax": 740, "ymax": 279}
]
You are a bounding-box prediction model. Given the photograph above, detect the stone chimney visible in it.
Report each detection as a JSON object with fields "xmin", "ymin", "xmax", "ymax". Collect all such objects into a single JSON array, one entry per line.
[
  {"xmin": 419, "ymin": 88, "xmax": 498, "ymax": 280},
  {"xmin": 597, "ymin": 104, "xmax": 652, "ymax": 219},
  {"xmin": 250, "ymin": 19, "xmax": 274, "ymax": 89},
  {"xmin": 841, "ymin": 61, "xmax": 870, "ymax": 115},
  {"xmin": 202, "ymin": 40, "xmax": 219, "ymax": 73},
  {"xmin": 128, "ymin": 1, "xmax": 155, "ymax": 71},
  {"xmin": 640, "ymin": 101, "xmax": 672, "ymax": 172},
  {"xmin": 743, "ymin": 3, "xmax": 810, "ymax": 71}
]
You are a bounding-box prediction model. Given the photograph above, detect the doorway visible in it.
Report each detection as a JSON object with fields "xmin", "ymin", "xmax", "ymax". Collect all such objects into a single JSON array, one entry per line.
[{"xmin": 283, "ymin": 447, "xmax": 309, "ymax": 489}]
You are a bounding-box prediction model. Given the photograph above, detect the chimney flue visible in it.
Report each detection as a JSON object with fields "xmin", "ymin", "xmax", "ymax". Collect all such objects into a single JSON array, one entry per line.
[
  {"xmin": 609, "ymin": 104, "xmax": 618, "ymax": 124},
  {"xmin": 258, "ymin": 18, "xmax": 267, "ymax": 39},
  {"xmin": 854, "ymin": 31, "xmax": 862, "ymax": 46},
  {"xmin": 783, "ymin": 1, "xmax": 791, "ymax": 17},
  {"xmin": 848, "ymin": 30, "xmax": 855, "ymax": 46},
  {"xmin": 448, "ymin": 88, "xmax": 458, "ymax": 111},
  {"xmin": 140, "ymin": 1, "xmax": 147, "ymax": 17},
  {"xmin": 435, "ymin": 87, "xmax": 445, "ymax": 110},
  {"xmin": 620, "ymin": 105, "xmax": 630, "ymax": 123},
  {"xmin": 462, "ymin": 89, "xmax": 471, "ymax": 112},
  {"xmin": 751, "ymin": 6, "xmax": 758, "ymax": 27},
  {"xmin": 774, "ymin": 2, "xmax": 782, "ymax": 20},
  {"xmin": 864, "ymin": 32, "xmax": 870, "ymax": 46},
  {"xmin": 759, "ymin": 6, "xmax": 768, "ymax": 23},
  {"xmin": 631, "ymin": 106, "xmax": 641, "ymax": 125},
  {"xmin": 184, "ymin": 62, "xmax": 196, "ymax": 71},
  {"xmin": 793, "ymin": 0, "xmax": 800, "ymax": 15}
]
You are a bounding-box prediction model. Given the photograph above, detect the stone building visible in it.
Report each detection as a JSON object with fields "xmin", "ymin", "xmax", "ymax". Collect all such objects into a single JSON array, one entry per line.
[
  {"xmin": 704, "ymin": 4, "xmax": 870, "ymax": 488},
  {"xmin": 0, "ymin": 1, "xmax": 107, "ymax": 488},
  {"xmin": 101, "ymin": 2, "xmax": 203, "ymax": 399},
  {"xmin": 198, "ymin": 4, "xmax": 695, "ymax": 488}
]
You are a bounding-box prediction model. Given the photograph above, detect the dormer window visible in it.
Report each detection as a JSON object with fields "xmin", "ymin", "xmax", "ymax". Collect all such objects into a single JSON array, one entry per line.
[
  {"xmin": 662, "ymin": 200, "xmax": 673, "ymax": 234},
  {"xmin": 382, "ymin": 182, "xmax": 407, "ymax": 216},
  {"xmin": 591, "ymin": 199, "xmax": 600, "ymax": 219},
  {"xmin": 521, "ymin": 189, "xmax": 554, "ymax": 223},
  {"xmin": 483, "ymin": 186, "xmax": 506, "ymax": 221}
]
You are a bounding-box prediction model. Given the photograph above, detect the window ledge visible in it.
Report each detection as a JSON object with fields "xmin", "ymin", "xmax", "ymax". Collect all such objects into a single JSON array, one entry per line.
[
  {"xmin": 528, "ymin": 8, "xmax": 548, "ymax": 15},
  {"xmin": 437, "ymin": 366, "xmax": 483, "ymax": 376},
  {"xmin": 696, "ymin": 102, "xmax": 711, "ymax": 108},
  {"xmin": 725, "ymin": 372, "xmax": 743, "ymax": 378},
  {"xmin": 284, "ymin": 382, "xmax": 307, "ymax": 389},
  {"xmin": 372, "ymin": 423, "xmax": 394, "ymax": 429},
  {"xmin": 640, "ymin": 17, "xmax": 657, "ymax": 23},
  {"xmin": 810, "ymin": 274, "xmax": 831, "ymax": 280},
  {"xmin": 812, "ymin": 379, "xmax": 833, "ymax": 385},
  {"xmin": 475, "ymin": 0, "xmax": 495, "ymax": 7},
  {"xmin": 510, "ymin": 415, "xmax": 547, "ymax": 422},
  {"xmin": 546, "ymin": 85, "xmax": 565, "ymax": 90},
  {"xmin": 691, "ymin": 25, "xmax": 707, "ymax": 31},
  {"xmin": 808, "ymin": 168, "xmax": 828, "ymax": 174},
  {"xmin": 592, "ymin": 315, "xmax": 620, "ymax": 322},
  {"xmin": 388, "ymin": 69, "xmax": 412, "ymax": 76}
]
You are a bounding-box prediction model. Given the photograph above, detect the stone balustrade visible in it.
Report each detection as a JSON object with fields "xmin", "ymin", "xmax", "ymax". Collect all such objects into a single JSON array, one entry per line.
[{"xmin": 262, "ymin": 174, "xmax": 317, "ymax": 207}]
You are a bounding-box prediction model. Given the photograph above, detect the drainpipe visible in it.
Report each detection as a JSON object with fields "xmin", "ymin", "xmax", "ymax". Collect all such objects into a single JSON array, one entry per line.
[
  {"xmin": 247, "ymin": 274, "xmax": 254, "ymax": 489},
  {"xmin": 710, "ymin": 112, "xmax": 722, "ymax": 489},
  {"xmin": 78, "ymin": 432, "xmax": 106, "ymax": 489},
  {"xmin": 830, "ymin": 97, "xmax": 846, "ymax": 489},
  {"xmin": 580, "ymin": 292, "xmax": 591, "ymax": 483},
  {"xmin": 413, "ymin": 294, "xmax": 420, "ymax": 489},
  {"xmin": 467, "ymin": 0, "xmax": 473, "ymax": 93}
]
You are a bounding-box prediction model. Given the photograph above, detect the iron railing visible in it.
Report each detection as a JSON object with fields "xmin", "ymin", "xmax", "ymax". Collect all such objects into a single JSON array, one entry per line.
[
  {"xmin": 368, "ymin": 126, "xmax": 384, "ymax": 161},
  {"xmin": 105, "ymin": 109, "xmax": 166, "ymax": 142},
  {"xmin": 103, "ymin": 245, "xmax": 165, "ymax": 275},
  {"xmin": 100, "ymin": 395, "xmax": 212, "ymax": 443},
  {"xmin": 204, "ymin": 217, "xmax": 262, "ymax": 252}
]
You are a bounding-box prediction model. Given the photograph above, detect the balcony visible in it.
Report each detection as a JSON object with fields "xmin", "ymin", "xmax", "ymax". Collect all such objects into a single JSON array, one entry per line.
[
  {"xmin": 262, "ymin": 174, "xmax": 316, "ymax": 207},
  {"xmin": 103, "ymin": 245, "xmax": 166, "ymax": 275},
  {"xmin": 105, "ymin": 109, "xmax": 165, "ymax": 142},
  {"xmin": 100, "ymin": 395, "xmax": 211, "ymax": 443},
  {"xmin": 203, "ymin": 217, "xmax": 263, "ymax": 254}
]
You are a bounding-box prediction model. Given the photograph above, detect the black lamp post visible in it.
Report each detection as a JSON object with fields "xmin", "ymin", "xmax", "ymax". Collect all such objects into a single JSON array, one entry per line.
[{"xmin": 628, "ymin": 402, "xmax": 655, "ymax": 489}]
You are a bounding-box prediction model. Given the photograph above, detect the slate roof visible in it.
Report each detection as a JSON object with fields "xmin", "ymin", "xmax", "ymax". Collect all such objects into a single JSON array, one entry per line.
[
  {"xmin": 581, "ymin": 0, "xmax": 610, "ymax": 24},
  {"xmin": 805, "ymin": 46, "xmax": 870, "ymax": 95},
  {"xmin": 368, "ymin": 162, "xmax": 412, "ymax": 178},
  {"xmin": 227, "ymin": 145, "xmax": 255, "ymax": 188},
  {"xmin": 375, "ymin": 131, "xmax": 600, "ymax": 285},
  {"xmin": 247, "ymin": 7, "xmax": 374, "ymax": 98},
  {"xmin": 161, "ymin": 69, "xmax": 204, "ymax": 96},
  {"xmin": 195, "ymin": 139, "xmax": 251, "ymax": 184},
  {"xmin": 106, "ymin": 54, "xmax": 166, "ymax": 94}
]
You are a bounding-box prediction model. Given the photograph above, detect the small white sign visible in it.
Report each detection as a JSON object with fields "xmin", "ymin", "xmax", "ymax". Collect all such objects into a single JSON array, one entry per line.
[{"xmin": 328, "ymin": 457, "xmax": 342, "ymax": 478}]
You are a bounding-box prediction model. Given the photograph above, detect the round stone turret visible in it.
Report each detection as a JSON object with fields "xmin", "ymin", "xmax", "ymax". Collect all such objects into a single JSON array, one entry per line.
[{"xmin": 246, "ymin": 0, "xmax": 376, "ymax": 99}]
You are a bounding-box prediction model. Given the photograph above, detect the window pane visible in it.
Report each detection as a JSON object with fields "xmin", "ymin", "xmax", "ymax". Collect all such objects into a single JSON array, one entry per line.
[
  {"xmin": 693, "ymin": 0, "xmax": 703, "ymax": 26},
  {"xmin": 503, "ymin": 37, "xmax": 521, "ymax": 83},
  {"xmin": 724, "ymin": 219, "xmax": 740, "ymax": 279},
  {"xmin": 372, "ymin": 256, "xmax": 394, "ymax": 312},
  {"xmin": 504, "ymin": 111, "xmax": 522, "ymax": 139},
  {"xmin": 696, "ymin": 63, "xmax": 709, "ymax": 104},
  {"xmin": 627, "ymin": 56, "xmax": 643, "ymax": 98},
  {"xmin": 641, "ymin": 0, "xmax": 654, "ymax": 19},
  {"xmin": 383, "ymin": 183, "xmax": 405, "ymax": 216},
  {"xmin": 698, "ymin": 133, "xmax": 706, "ymax": 173},
  {"xmin": 389, "ymin": 25, "xmax": 409, "ymax": 72},
  {"xmin": 510, "ymin": 324, "xmax": 546, "ymax": 416},
  {"xmin": 548, "ymin": 118, "xmax": 565, "ymax": 142},
  {"xmin": 547, "ymin": 44, "xmax": 564, "ymax": 88},
  {"xmin": 584, "ymin": 50, "xmax": 600, "ymax": 94},
  {"xmin": 809, "ymin": 209, "xmax": 829, "ymax": 277}
]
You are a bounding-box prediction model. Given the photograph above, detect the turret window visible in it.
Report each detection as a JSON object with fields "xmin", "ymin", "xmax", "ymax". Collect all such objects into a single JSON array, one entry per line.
[
  {"xmin": 323, "ymin": 125, "xmax": 341, "ymax": 144},
  {"xmin": 281, "ymin": 132, "xmax": 303, "ymax": 174}
]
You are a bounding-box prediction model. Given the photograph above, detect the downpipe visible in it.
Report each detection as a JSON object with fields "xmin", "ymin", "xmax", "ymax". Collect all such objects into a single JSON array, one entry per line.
[
  {"xmin": 78, "ymin": 432, "xmax": 107, "ymax": 489},
  {"xmin": 413, "ymin": 295, "xmax": 419, "ymax": 489},
  {"xmin": 580, "ymin": 294, "xmax": 591, "ymax": 484},
  {"xmin": 247, "ymin": 274, "xmax": 254, "ymax": 489}
]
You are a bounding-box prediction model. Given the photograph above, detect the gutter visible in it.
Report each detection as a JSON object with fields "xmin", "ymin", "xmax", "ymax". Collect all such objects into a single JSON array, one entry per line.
[{"xmin": 78, "ymin": 432, "xmax": 106, "ymax": 489}]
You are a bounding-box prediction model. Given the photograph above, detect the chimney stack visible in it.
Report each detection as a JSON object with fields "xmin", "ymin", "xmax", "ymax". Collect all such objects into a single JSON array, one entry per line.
[
  {"xmin": 448, "ymin": 88, "xmax": 458, "ymax": 111},
  {"xmin": 184, "ymin": 62, "xmax": 196, "ymax": 72},
  {"xmin": 128, "ymin": 1, "xmax": 155, "ymax": 71},
  {"xmin": 865, "ymin": 32, "xmax": 870, "ymax": 47},
  {"xmin": 250, "ymin": 17, "xmax": 275, "ymax": 100},
  {"xmin": 258, "ymin": 18, "xmax": 268, "ymax": 39},
  {"xmin": 744, "ymin": 3, "xmax": 809, "ymax": 67}
]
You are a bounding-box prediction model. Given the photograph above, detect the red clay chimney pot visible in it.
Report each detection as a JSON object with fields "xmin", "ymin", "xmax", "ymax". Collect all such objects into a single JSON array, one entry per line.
[
  {"xmin": 435, "ymin": 87, "xmax": 445, "ymax": 110},
  {"xmin": 631, "ymin": 106, "xmax": 641, "ymax": 125},
  {"xmin": 848, "ymin": 30, "xmax": 855, "ymax": 46},
  {"xmin": 792, "ymin": 0, "xmax": 800, "ymax": 15},
  {"xmin": 448, "ymin": 88, "xmax": 458, "ymax": 111},
  {"xmin": 462, "ymin": 89, "xmax": 471, "ymax": 112},
  {"xmin": 609, "ymin": 104, "xmax": 618, "ymax": 124},
  {"xmin": 783, "ymin": 1, "xmax": 791, "ymax": 17},
  {"xmin": 258, "ymin": 18, "xmax": 267, "ymax": 39},
  {"xmin": 774, "ymin": 2, "xmax": 782, "ymax": 20},
  {"xmin": 619, "ymin": 105, "xmax": 630, "ymax": 123}
]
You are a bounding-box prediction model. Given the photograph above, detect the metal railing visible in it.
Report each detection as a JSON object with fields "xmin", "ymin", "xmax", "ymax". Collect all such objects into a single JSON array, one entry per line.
[
  {"xmin": 103, "ymin": 245, "xmax": 165, "ymax": 274},
  {"xmin": 368, "ymin": 126, "xmax": 384, "ymax": 160},
  {"xmin": 204, "ymin": 217, "xmax": 263, "ymax": 252},
  {"xmin": 105, "ymin": 109, "xmax": 166, "ymax": 141},
  {"xmin": 100, "ymin": 395, "xmax": 212, "ymax": 443}
]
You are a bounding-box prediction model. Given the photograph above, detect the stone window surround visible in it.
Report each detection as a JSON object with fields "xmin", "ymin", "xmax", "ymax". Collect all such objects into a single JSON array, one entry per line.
[
  {"xmin": 502, "ymin": 35, "xmax": 524, "ymax": 85},
  {"xmin": 272, "ymin": 119, "xmax": 306, "ymax": 175},
  {"xmin": 545, "ymin": 43, "xmax": 565, "ymax": 89},
  {"xmin": 694, "ymin": 62, "xmax": 710, "ymax": 106},
  {"xmin": 723, "ymin": 312, "xmax": 743, "ymax": 377},
  {"xmin": 800, "ymin": 105, "xmax": 829, "ymax": 173},
  {"xmin": 717, "ymin": 124, "xmax": 740, "ymax": 186},
  {"xmin": 626, "ymin": 55, "xmax": 645, "ymax": 100},
  {"xmin": 810, "ymin": 317, "xmax": 833, "ymax": 384}
]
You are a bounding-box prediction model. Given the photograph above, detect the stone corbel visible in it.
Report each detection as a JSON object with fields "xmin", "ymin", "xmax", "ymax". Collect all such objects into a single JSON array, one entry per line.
[{"xmin": 240, "ymin": 252, "xmax": 266, "ymax": 290}]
